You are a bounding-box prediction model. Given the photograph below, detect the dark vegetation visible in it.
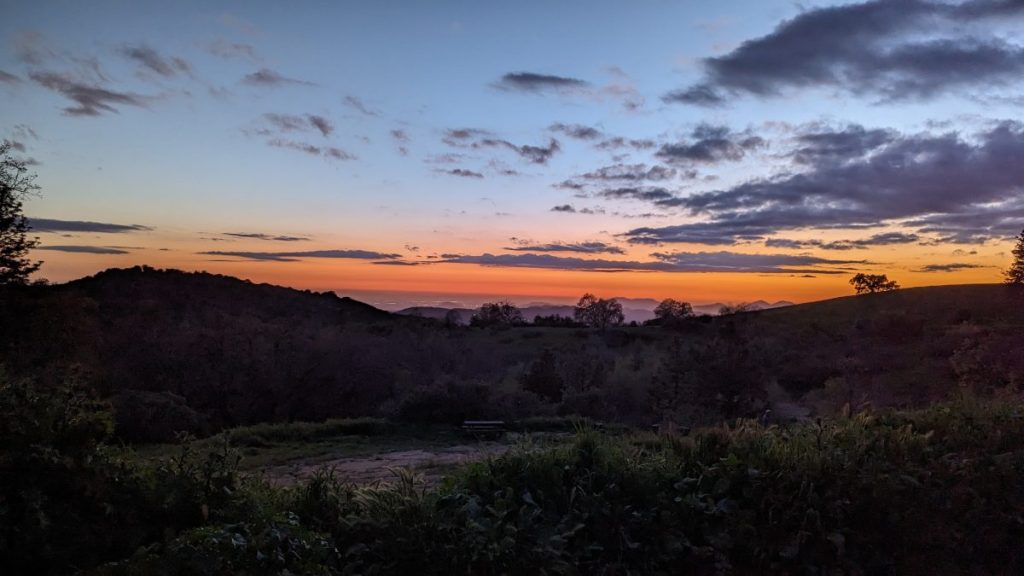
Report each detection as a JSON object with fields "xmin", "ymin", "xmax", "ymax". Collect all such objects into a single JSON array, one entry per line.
[
  {"xmin": 3, "ymin": 375, "xmax": 1023, "ymax": 575},
  {"xmin": 2, "ymin": 267, "xmax": 1024, "ymax": 443}
]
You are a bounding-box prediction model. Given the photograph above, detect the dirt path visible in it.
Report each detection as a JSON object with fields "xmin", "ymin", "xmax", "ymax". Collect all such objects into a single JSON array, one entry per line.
[{"xmin": 260, "ymin": 441, "xmax": 511, "ymax": 486}]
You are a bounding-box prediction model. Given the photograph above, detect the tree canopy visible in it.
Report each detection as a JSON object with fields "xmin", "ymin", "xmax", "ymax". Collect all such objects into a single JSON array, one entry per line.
[
  {"xmin": 573, "ymin": 293, "xmax": 624, "ymax": 329},
  {"xmin": 1005, "ymin": 228, "xmax": 1024, "ymax": 285},
  {"xmin": 470, "ymin": 301, "xmax": 523, "ymax": 327},
  {"xmin": 0, "ymin": 142, "xmax": 41, "ymax": 285},
  {"xmin": 850, "ymin": 273, "xmax": 900, "ymax": 295}
]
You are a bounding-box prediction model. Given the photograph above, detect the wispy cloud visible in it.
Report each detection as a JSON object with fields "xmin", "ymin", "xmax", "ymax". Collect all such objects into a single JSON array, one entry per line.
[
  {"xmin": 36, "ymin": 245, "xmax": 131, "ymax": 254},
  {"xmin": 199, "ymin": 249, "xmax": 401, "ymax": 262},
  {"xmin": 222, "ymin": 232, "xmax": 310, "ymax": 242},
  {"xmin": 242, "ymin": 68, "xmax": 314, "ymax": 87},
  {"xmin": 494, "ymin": 71, "xmax": 589, "ymax": 93},
  {"xmin": 30, "ymin": 71, "xmax": 149, "ymax": 116},
  {"xmin": 29, "ymin": 218, "xmax": 152, "ymax": 233},
  {"xmin": 118, "ymin": 44, "xmax": 189, "ymax": 77}
]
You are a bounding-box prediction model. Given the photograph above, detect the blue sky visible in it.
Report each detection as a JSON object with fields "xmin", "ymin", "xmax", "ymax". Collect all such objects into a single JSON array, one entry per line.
[{"xmin": 2, "ymin": 0, "xmax": 1023, "ymax": 307}]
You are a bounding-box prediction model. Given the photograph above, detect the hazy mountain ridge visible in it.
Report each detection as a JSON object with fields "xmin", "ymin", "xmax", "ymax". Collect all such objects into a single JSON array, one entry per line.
[{"xmin": 397, "ymin": 298, "xmax": 795, "ymax": 323}]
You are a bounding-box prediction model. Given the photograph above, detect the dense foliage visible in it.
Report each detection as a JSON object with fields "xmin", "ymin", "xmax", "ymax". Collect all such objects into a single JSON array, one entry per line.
[
  {"xmin": 3, "ymin": 375, "xmax": 1022, "ymax": 575},
  {"xmin": 1006, "ymin": 227, "xmax": 1024, "ymax": 285}
]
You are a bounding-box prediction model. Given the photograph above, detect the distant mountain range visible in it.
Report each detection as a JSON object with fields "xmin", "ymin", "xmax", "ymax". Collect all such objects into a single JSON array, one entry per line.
[{"xmin": 397, "ymin": 298, "xmax": 794, "ymax": 324}]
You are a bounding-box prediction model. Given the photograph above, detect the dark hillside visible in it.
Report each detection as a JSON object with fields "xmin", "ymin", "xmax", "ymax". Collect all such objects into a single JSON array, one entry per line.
[
  {"xmin": 2, "ymin": 270, "xmax": 1021, "ymax": 441},
  {"xmin": 738, "ymin": 284, "xmax": 1024, "ymax": 410}
]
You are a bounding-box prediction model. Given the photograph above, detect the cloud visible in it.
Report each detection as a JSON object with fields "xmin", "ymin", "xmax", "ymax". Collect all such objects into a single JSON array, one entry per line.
[
  {"xmin": 29, "ymin": 71, "xmax": 149, "ymax": 116},
  {"xmin": 206, "ymin": 40, "xmax": 259, "ymax": 62},
  {"xmin": 505, "ymin": 240, "xmax": 625, "ymax": 255},
  {"xmin": 267, "ymin": 138, "xmax": 355, "ymax": 160},
  {"xmin": 594, "ymin": 136, "xmax": 657, "ymax": 151},
  {"xmin": 222, "ymin": 232, "xmax": 310, "ymax": 242},
  {"xmin": 655, "ymin": 124, "xmax": 765, "ymax": 165},
  {"xmin": 118, "ymin": 44, "xmax": 189, "ymax": 77},
  {"xmin": 438, "ymin": 250, "xmax": 857, "ymax": 273},
  {"xmin": 495, "ymin": 72, "xmax": 589, "ymax": 93},
  {"xmin": 29, "ymin": 218, "xmax": 152, "ymax": 233},
  {"xmin": 441, "ymin": 168, "xmax": 484, "ymax": 178},
  {"xmin": 549, "ymin": 123, "xmax": 603, "ymax": 140},
  {"xmin": 306, "ymin": 115, "xmax": 333, "ymax": 137},
  {"xmin": 621, "ymin": 121, "xmax": 1024, "ymax": 245},
  {"xmin": 667, "ymin": 0, "xmax": 1024, "ymax": 105},
  {"xmin": 242, "ymin": 68, "xmax": 314, "ymax": 87},
  {"xmin": 199, "ymin": 249, "xmax": 401, "ymax": 262},
  {"xmin": 478, "ymin": 138, "xmax": 561, "ymax": 164},
  {"xmin": 597, "ymin": 186, "xmax": 678, "ymax": 204},
  {"xmin": 765, "ymin": 232, "xmax": 920, "ymax": 250},
  {"xmin": 581, "ymin": 163, "xmax": 678, "ymax": 182},
  {"xmin": 36, "ymin": 245, "xmax": 131, "ymax": 254},
  {"xmin": 551, "ymin": 204, "xmax": 577, "ymax": 213},
  {"xmin": 0, "ymin": 70, "xmax": 21, "ymax": 84},
  {"xmin": 917, "ymin": 262, "xmax": 987, "ymax": 272},
  {"xmin": 342, "ymin": 95, "xmax": 378, "ymax": 116},
  {"xmin": 443, "ymin": 129, "xmax": 561, "ymax": 164},
  {"xmin": 661, "ymin": 83, "xmax": 725, "ymax": 106}
]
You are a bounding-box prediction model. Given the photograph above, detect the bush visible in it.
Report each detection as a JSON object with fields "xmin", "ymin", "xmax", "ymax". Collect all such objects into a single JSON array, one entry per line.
[{"xmin": 112, "ymin": 389, "xmax": 209, "ymax": 442}]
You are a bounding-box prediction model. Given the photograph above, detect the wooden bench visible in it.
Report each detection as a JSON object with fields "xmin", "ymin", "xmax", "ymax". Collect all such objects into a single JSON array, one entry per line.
[{"xmin": 461, "ymin": 420, "xmax": 506, "ymax": 438}]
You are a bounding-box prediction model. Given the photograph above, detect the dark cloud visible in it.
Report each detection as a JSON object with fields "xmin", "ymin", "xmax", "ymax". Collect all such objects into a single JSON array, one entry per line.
[
  {"xmin": 668, "ymin": 0, "xmax": 1024, "ymax": 105},
  {"xmin": 242, "ymin": 68, "xmax": 314, "ymax": 87},
  {"xmin": 549, "ymin": 123, "xmax": 602, "ymax": 140},
  {"xmin": 118, "ymin": 44, "xmax": 189, "ymax": 77},
  {"xmin": 36, "ymin": 245, "xmax": 131, "ymax": 255},
  {"xmin": 505, "ymin": 240, "xmax": 625, "ymax": 255},
  {"xmin": 29, "ymin": 71, "xmax": 148, "ymax": 116},
  {"xmin": 581, "ymin": 163, "xmax": 678, "ymax": 182},
  {"xmin": 0, "ymin": 70, "xmax": 21, "ymax": 84},
  {"xmin": 441, "ymin": 168, "xmax": 484, "ymax": 178},
  {"xmin": 917, "ymin": 262, "xmax": 987, "ymax": 272},
  {"xmin": 438, "ymin": 250, "xmax": 857, "ymax": 274},
  {"xmin": 3, "ymin": 139, "xmax": 27, "ymax": 152},
  {"xmin": 29, "ymin": 218, "xmax": 152, "ymax": 233},
  {"xmin": 765, "ymin": 232, "xmax": 920, "ymax": 250},
  {"xmin": 495, "ymin": 72, "xmax": 589, "ymax": 93},
  {"xmin": 656, "ymin": 124, "xmax": 765, "ymax": 165},
  {"xmin": 199, "ymin": 249, "xmax": 401, "ymax": 262},
  {"xmin": 623, "ymin": 121, "xmax": 1024, "ymax": 245},
  {"xmin": 551, "ymin": 204, "xmax": 576, "ymax": 213},
  {"xmin": 342, "ymin": 95, "xmax": 378, "ymax": 116},
  {"xmin": 324, "ymin": 147, "xmax": 356, "ymax": 160},
  {"xmin": 222, "ymin": 232, "xmax": 310, "ymax": 242},
  {"xmin": 792, "ymin": 125, "xmax": 896, "ymax": 165}
]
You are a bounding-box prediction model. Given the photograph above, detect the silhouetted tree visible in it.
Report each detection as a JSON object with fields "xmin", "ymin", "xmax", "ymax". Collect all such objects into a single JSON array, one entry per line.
[
  {"xmin": 1005, "ymin": 228, "xmax": 1024, "ymax": 285},
  {"xmin": 573, "ymin": 293, "xmax": 624, "ymax": 329},
  {"xmin": 652, "ymin": 298, "xmax": 693, "ymax": 326},
  {"xmin": 521, "ymin": 349, "xmax": 562, "ymax": 401},
  {"xmin": 849, "ymin": 273, "xmax": 900, "ymax": 294},
  {"xmin": 532, "ymin": 314, "xmax": 579, "ymax": 327},
  {"xmin": 470, "ymin": 301, "xmax": 523, "ymax": 327},
  {"xmin": 0, "ymin": 142, "xmax": 41, "ymax": 285}
]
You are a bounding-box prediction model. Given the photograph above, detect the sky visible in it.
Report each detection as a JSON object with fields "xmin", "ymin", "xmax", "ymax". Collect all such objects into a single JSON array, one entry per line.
[{"xmin": 2, "ymin": 0, "xmax": 1023, "ymax": 309}]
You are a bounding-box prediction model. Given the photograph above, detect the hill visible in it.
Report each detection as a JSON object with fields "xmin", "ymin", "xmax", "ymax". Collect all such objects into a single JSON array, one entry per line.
[{"xmin": 2, "ymin": 268, "xmax": 1022, "ymax": 442}]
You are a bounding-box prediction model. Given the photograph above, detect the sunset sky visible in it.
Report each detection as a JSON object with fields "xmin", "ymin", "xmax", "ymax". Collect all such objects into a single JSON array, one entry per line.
[{"xmin": 3, "ymin": 0, "xmax": 1022, "ymax": 309}]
